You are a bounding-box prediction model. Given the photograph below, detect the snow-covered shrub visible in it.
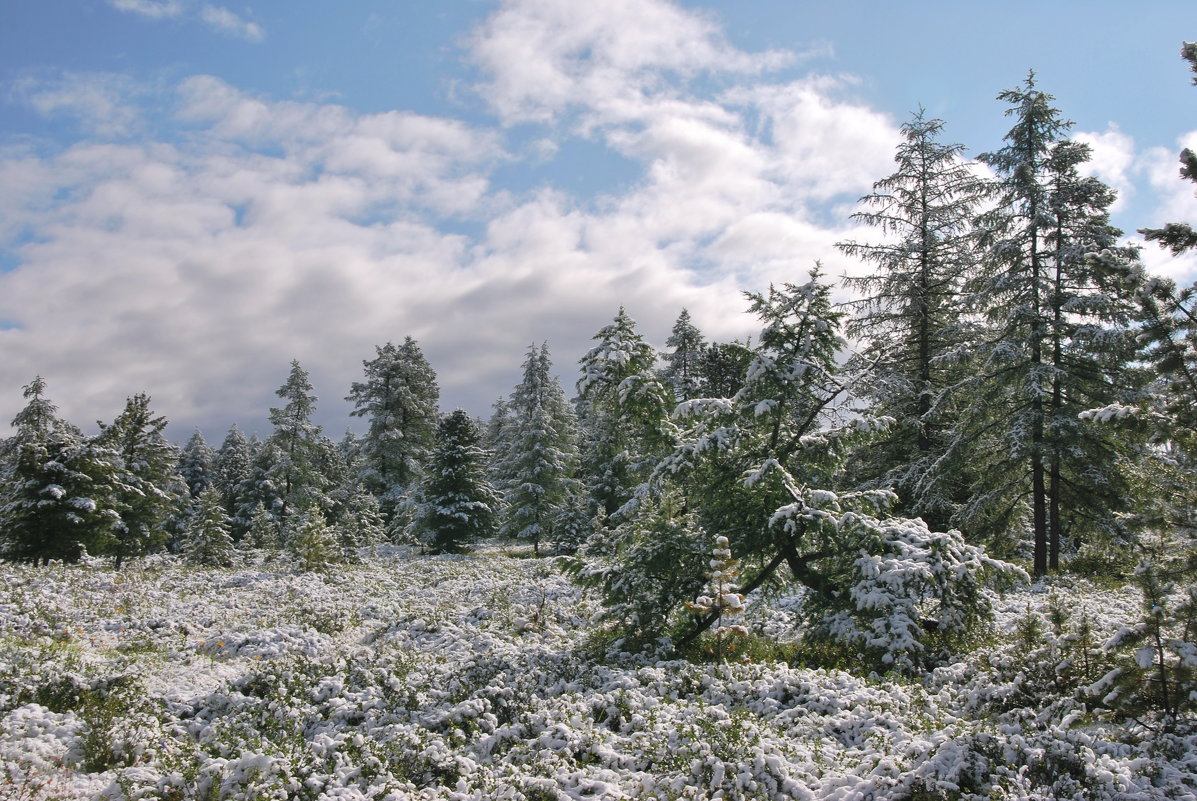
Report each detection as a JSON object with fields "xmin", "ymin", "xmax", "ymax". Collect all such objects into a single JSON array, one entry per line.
[
  {"xmin": 794, "ymin": 510, "xmax": 1025, "ymax": 674},
  {"xmin": 1096, "ymin": 562, "xmax": 1197, "ymax": 725}
]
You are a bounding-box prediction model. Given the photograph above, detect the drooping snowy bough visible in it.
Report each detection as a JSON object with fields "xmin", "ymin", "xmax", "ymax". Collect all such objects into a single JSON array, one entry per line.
[{"xmin": 566, "ymin": 270, "xmax": 1024, "ymax": 672}]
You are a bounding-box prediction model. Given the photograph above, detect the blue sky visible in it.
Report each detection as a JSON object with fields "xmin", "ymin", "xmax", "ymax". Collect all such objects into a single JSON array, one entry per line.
[{"xmin": 2, "ymin": 0, "xmax": 1196, "ymax": 440}]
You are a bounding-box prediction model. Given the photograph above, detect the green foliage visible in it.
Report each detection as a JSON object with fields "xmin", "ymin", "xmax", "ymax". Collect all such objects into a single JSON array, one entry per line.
[
  {"xmin": 414, "ymin": 410, "xmax": 500, "ymax": 554},
  {"xmin": 287, "ymin": 508, "xmax": 340, "ymax": 572},
  {"xmin": 184, "ymin": 484, "xmax": 236, "ymax": 567}
]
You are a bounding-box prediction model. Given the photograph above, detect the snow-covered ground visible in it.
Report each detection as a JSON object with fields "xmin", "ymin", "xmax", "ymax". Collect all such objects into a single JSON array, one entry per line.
[{"xmin": 0, "ymin": 548, "xmax": 1192, "ymax": 800}]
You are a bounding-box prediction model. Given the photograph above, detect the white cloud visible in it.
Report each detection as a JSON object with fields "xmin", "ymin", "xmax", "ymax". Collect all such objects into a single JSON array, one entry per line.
[
  {"xmin": 200, "ymin": 5, "xmax": 264, "ymax": 42},
  {"xmin": 1075, "ymin": 125, "xmax": 1136, "ymax": 212},
  {"xmin": 109, "ymin": 0, "xmax": 263, "ymax": 42},
  {"xmin": 0, "ymin": 0, "xmax": 909, "ymax": 436},
  {"xmin": 9, "ymin": 72, "xmax": 147, "ymax": 138}
]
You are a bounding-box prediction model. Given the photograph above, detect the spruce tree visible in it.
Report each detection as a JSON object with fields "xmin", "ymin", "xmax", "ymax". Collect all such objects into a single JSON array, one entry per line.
[
  {"xmin": 287, "ymin": 508, "xmax": 340, "ymax": 572},
  {"xmin": 837, "ymin": 110, "xmax": 989, "ymax": 528},
  {"xmin": 575, "ymin": 308, "xmax": 675, "ymax": 519},
  {"xmin": 266, "ymin": 361, "xmax": 327, "ymax": 533},
  {"xmin": 414, "ymin": 410, "xmax": 500, "ymax": 554},
  {"xmin": 95, "ymin": 393, "xmax": 186, "ymax": 568},
  {"xmin": 959, "ymin": 75, "xmax": 1140, "ymax": 573},
  {"xmin": 0, "ymin": 378, "xmax": 120, "ymax": 563},
  {"xmin": 213, "ymin": 425, "xmax": 255, "ymax": 538},
  {"xmin": 493, "ymin": 344, "xmax": 582, "ymax": 555},
  {"xmin": 183, "ymin": 484, "xmax": 236, "ymax": 567},
  {"xmin": 346, "ymin": 338, "xmax": 440, "ymax": 512},
  {"xmin": 178, "ymin": 429, "xmax": 215, "ymax": 499},
  {"xmin": 661, "ymin": 309, "xmax": 707, "ymax": 402}
]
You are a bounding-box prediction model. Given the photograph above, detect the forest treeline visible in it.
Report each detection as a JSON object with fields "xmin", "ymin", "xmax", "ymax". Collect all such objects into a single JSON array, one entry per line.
[{"xmin": 4, "ymin": 59, "xmax": 1197, "ymax": 680}]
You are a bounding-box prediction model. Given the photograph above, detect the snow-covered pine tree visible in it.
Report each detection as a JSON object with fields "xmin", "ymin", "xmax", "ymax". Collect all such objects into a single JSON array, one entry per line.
[
  {"xmin": 575, "ymin": 308, "xmax": 675, "ymax": 519},
  {"xmin": 413, "ymin": 409, "xmax": 500, "ymax": 554},
  {"xmin": 266, "ymin": 361, "xmax": 327, "ymax": 534},
  {"xmin": 337, "ymin": 486, "xmax": 387, "ymax": 560},
  {"xmin": 568, "ymin": 270, "xmax": 1022, "ymax": 671},
  {"xmin": 493, "ymin": 344, "xmax": 582, "ymax": 556},
  {"xmin": 0, "ymin": 377, "xmax": 120, "ymax": 563},
  {"xmin": 178, "ymin": 429, "xmax": 215, "ymax": 499},
  {"xmin": 213, "ymin": 425, "xmax": 256, "ymax": 538},
  {"xmin": 661, "ymin": 309, "xmax": 707, "ymax": 402},
  {"xmin": 95, "ymin": 393, "xmax": 186, "ymax": 568},
  {"xmin": 837, "ymin": 110, "xmax": 989, "ymax": 529},
  {"xmin": 183, "ymin": 484, "xmax": 236, "ymax": 567},
  {"xmin": 241, "ymin": 501, "xmax": 280, "ymax": 550},
  {"xmin": 698, "ymin": 340, "xmax": 753, "ymax": 400},
  {"xmin": 346, "ymin": 338, "xmax": 440, "ymax": 514},
  {"xmin": 958, "ymin": 75, "xmax": 1142, "ymax": 573}
]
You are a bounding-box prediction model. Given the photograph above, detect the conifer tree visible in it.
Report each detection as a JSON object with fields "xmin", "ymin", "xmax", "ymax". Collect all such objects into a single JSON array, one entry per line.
[
  {"xmin": 266, "ymin": 361, "xmax": 326, "ymax": 533},
  {"xmin": 414, "ymin": 410, "xmax": 500, "ymax": 554},
  {"xmin": 575, "ymin": 308, "xmax": 675, "ymax": 519},
  {"xmin": 241, "ymin": 501, "xmax": 280, "ymax": 550},
  {"xmin": 183, "ymin": 484, "xmax": 236, "ymax": 567},
  {"xmin": 661, "ymin": 309, "xmax": 707, "ymax": 402},
  {"xmin": 493, "ymin": 344, "xmax": 581, "ymax": 555},
  {"xmin": 178, "ymin": 429, "xmax": 215, "ymax": 499},
  {"xmin": 958, "ymin": 75, "xmax": 1141, "ymax": 572},
  {"xmin": 837, "ymin": 110, "xmax": 988, "ymax": 528},
  {"xmin": 346, "ymin": 338, "xmax": 440, "ymax": 511},
  {"xmin": 0, "ymin": 377, "xmax": 120, "ymax": 562},
  {"xmin": 213, "ymin": 425, "xmax": 255, "ymax": 538},
  {"xmin": 287, "ymin": 508, "xmax": 340, "ymax": 572},
  {"xmin": 95, "ymin": 392, "xmax": 186, "ymax": 568}
]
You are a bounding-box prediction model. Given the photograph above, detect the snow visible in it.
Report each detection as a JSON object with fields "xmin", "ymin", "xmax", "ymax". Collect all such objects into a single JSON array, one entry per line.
[{"xmin": 0, "ymin": 551, "xmax": 1193, "ymax": 800}]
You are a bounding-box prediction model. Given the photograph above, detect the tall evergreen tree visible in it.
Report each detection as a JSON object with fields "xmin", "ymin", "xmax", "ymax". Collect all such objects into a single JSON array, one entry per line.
[
  {"xmin": 95, "ymin": 393, "xmax": 186, "ymax": 568},
  {"xmin": 178, "ymin": 429, "xmax": 215, "ymax": 499},
  {"xmin": 266, "ymin": 361, "xmax": 326, "ymax": 534},
  {"xmin": 837, "ymin": 110, "xmax": 989, "ymax": 528},
  {"xmin": 960, "ymin": 75, "xmax": 1140, "ymax": 573},
  {"xmin": 413, "ymin": 410, "xmax": 500, "ymax": 554},
  {"xmin": 213, "ymin": 425, "xmax": 255, "ymax": 538},
  {"xmin": 575, "ymin": 308, "xmax": 675, "ymax": 518},
  {"xmin": 346, "ymin": 338, "xmax": 440, "ymax": 511},
  {"xmin": 493, "ymin": 344, "xmax": 582, "ymax": 556},
  {"xmin": 661, "ymin": 309, "xmax": 707, "ymax": 402},
  {"xmin": 0, "ymin": 378, "xmax": 120, "ymax": 562}
]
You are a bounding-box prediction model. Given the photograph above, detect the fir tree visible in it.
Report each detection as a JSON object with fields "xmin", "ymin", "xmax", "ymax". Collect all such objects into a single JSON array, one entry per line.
[
  {"xmin": 183, "ymin": 484, "xmax": 236, "ymax": 567},
  {"xmin": 241, "ymin": 501, "xmax": 280, "ymax": 550},
  {"xmin": 575, "ymin": 308, "xmax": 675, "ymax": 519},
  {"xmin": 661, "ymin": 309, "xmax": 707, "ymax": 402},
  {"xmin": 414, "ymin": 410, "xmax": 500, "ymax": 554},
  {"xmin": 0, "ymin": 378, "xmax": 120, "ymax": 563},
  {"xmin": 266, "ymin": 361, "xmax": 327, "ymax": 532},
  {"xmin": 346, "ymin": 338, "xmax": 440, "ymax": 511},
  {"xmin": 493, "ymin": 344, "xmax": 582, "ymax": 556},
  {"xmin": 838, "ymin": 110, "xmax": 988, "ymax": 528},
  {"xmin": 95, "ymin": 393, "xmax": 186, "ymax": 568},
  {"xmin": 178, "ymin": 429, "xmax": 215, "ymax": 499}
]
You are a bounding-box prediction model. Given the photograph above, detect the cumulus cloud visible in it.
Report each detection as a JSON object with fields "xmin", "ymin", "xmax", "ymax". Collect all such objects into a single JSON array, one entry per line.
[
  {"xmin": 0, "ymin": 0, "xmax": 905, "ymax": 437},
  {"xmin": 110, "ymin": 0, "xmax": 263, "ymax": 41},
  {"xmin": 8, "ymin": 72, "xmax": 148, "ymax": 138},
  {"xmin": 1075, "ymin": 125, "xmax": 1136, "ymax": 212}
]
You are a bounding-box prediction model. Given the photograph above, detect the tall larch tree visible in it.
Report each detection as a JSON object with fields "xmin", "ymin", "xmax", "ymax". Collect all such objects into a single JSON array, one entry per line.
[
  {"xmin": 837, "ymin": 110, "xmax": 989, "ymax": 529},
  {"xmin": 346, "ymin": 338, "xmax": 440, "ymax": 514}
]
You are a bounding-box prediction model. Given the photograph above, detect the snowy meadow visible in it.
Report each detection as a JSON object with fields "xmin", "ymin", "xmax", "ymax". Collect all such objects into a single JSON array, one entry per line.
[{"xmin": 0, "ymin": 547, "xmax": 1194, "ymax": 801}]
